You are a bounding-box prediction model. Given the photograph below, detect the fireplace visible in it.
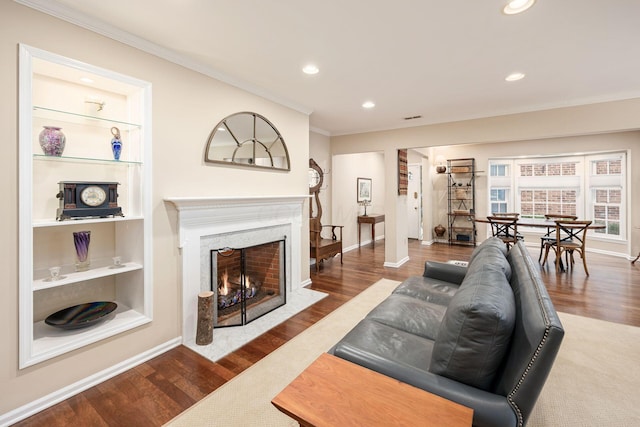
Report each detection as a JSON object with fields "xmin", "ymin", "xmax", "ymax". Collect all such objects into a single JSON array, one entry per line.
[
  {"xmin": 165, "ymin": 195, "xmax": 308, "ymax": 344},
  {"xmin": 212, "ymin": 240, "xmax": 286, "ymax": 327}
]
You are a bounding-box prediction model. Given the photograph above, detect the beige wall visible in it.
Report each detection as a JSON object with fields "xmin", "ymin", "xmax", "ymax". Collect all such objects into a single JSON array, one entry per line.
[
  {"xmin": 430, "ymin": 132, "xmax": 638, "ymax": 254},
  {"xmin": 332, "ymin": 152, "xmax": 386, "ymax": 249},
  {"xmin": 1, "ymin": 2, "xmax": 309, "ymax": 415},
  {"xmin": 332, "ymin": 111, "xmax": 640, "ymax": 258}
]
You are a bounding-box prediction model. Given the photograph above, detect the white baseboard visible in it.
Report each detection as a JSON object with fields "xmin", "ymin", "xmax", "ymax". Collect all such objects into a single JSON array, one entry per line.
[
  {"xmin": 0, "ymin": 338, "xmax": 182, "ymax": 427},
  {"xmin": 383, "ymin": 256, "xmax": 410, "ymax": 268}
]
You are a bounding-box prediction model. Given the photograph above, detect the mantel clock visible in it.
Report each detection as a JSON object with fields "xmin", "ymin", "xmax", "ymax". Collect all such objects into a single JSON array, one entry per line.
[{"xmin": 56, "ymin": 181, "xmax": 123, "ymax": 221}]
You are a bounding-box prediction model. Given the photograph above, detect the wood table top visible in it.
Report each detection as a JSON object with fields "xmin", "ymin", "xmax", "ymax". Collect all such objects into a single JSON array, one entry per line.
[
  {"xmin": 271, "ymin": 352, "xmax": 473, "ymax": 427},
  {"xmin": 475, "ymin": 217, "xmax": 605, "ymax": 229}
]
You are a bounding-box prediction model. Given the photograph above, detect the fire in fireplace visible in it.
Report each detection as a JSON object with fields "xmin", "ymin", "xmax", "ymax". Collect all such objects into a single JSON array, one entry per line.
[{"xmin": 211, "ymin": 239, "xmax": 286, "ymax": 327}]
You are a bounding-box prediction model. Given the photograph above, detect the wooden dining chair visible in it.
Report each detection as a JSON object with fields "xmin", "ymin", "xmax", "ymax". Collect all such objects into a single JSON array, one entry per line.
[
  {"xmin": 542, "ymin": 220, "xmax": 592, "ymax": 275},
  {"xmin": 538, "ymin": 214, "xmax": 578, "ymax": 262},
  {"xmin": 487, "ymin": 215, "xmax": 522, "ymax": 249},
  {"xmin": 491, "ymin": 212, "xmax": 520, "ymax": 218}
]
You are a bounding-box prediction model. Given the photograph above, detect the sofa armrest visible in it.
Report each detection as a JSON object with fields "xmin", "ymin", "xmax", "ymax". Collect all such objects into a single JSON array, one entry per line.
[
  {"xmin": 423, "ymin": 261, "xmax": 467, "ymax": 285},
  {"xmin": 334, "ymin": 346, "xmax": 517, "ymax": 427}
]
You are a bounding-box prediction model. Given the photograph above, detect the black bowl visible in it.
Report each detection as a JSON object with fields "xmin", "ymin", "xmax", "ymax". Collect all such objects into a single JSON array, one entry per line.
[{"xmin": 45, "ymin": 301, "xmax": 117, "ymax": 330}]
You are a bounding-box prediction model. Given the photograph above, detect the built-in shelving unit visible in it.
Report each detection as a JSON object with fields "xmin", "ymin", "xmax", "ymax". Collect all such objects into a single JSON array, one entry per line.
[
  {"xmin": 447, "ymin": 158, "xmax": 476, "ymax": 246},
  {"xmin": 18, "ymin": 45, "xmax": 152, "ymax": 368}
]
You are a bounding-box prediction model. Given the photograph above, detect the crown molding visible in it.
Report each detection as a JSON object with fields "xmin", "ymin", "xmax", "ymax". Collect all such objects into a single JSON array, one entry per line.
[
  {"xmin": 15, "ymin": 0, "xmax": 314, "ymax": 116},
  {"xmin": 309, "ymin": 126, "xmax": 331, "ymax": 136}
]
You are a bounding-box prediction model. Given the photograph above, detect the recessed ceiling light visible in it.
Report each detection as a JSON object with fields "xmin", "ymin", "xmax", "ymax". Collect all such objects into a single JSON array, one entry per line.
[
  {"xmin": 362, "ymin": 101, "xmax": 375, "ymax": 109},
  {"xmin": 503, "ymin": 0, "xmax": 536, "ymax": 15},
  {"xmin": 302, "ymin": 64, "xmax": 319, "ymax": 75},
  {"xmin": 505, "ymin": 72, "xmax": 526, "ymax": 82},
  {"xmin": 217, "ymin": 127, "xmax": 226, "ymax": 132},
  {"xmin": 80, "ymin": 77, "xmax": 94, "ymax": 84}
]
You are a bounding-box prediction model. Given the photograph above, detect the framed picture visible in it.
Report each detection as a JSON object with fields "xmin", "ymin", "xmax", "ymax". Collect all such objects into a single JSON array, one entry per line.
[{"xmin": 357, "ymin": 177, "xmax": 372, "ymax": 203}]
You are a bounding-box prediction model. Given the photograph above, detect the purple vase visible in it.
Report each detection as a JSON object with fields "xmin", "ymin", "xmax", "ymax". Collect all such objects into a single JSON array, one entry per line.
[
  {"xmin": 39, "ymin": 126, "xmax": 66, "ymax": 157},
  {"xmin": 73, "ymin": 231, "xmax": 91, "ymax": 271}
]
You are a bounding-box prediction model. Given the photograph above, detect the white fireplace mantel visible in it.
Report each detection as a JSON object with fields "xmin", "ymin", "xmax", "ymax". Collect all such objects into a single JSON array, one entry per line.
[
  {"xmin": 165, "ymin": 195, "xmax": 310, "ymax": 248},
  {"xmin": 165, "ymin": 195, "xmax": 309, "ymax": 343}
]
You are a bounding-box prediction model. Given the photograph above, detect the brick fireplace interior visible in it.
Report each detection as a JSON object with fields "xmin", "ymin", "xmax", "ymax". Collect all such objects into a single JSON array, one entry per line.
[{"xmin": 212, "ymin": 239, "xmax": 286, "ymax": 327}]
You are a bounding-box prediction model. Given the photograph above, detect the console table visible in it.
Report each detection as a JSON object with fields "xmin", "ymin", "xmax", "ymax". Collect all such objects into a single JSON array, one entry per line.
[
  {"xmin": 272, "ymin": 353, "xmax": 473, "ymax": 427},
  {"xmin": 358, "ymin": 214, "xmax": 385, "ymax": 247}
]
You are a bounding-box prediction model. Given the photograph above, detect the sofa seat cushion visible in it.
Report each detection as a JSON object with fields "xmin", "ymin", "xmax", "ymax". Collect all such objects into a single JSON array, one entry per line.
[
  {"xmin": 392, "ymin": 276, "xmax": 459, "ymax": 306},
  {"xmin": 366, "ymin": 294, "xmax": 447, "ymax": 340},
  {"xmin": 429, "ymin": 264, "xmax": 516, "ymax": 391},
  {"xmin": 333, "ymin": 318, "xmax": 434, "ymax": 372}
]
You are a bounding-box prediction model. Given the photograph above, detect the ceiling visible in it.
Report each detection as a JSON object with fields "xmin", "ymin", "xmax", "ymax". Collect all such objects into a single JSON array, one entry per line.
[{"xmin": 26, "ymin": 0, "xmax": 640, "ymax": 136}]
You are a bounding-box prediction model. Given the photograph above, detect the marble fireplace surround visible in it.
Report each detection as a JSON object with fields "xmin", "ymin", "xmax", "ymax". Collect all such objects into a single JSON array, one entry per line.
[{"xmin": 165, "ymin": 195, "xmax": 309, "ymax": 344}]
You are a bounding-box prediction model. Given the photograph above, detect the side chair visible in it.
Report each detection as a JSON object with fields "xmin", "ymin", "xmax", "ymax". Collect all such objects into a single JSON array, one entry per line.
[
  {"xmin": 538, "ymin": 214, "xmax": 578, "ymax": 262},
  {"xmin": 487, "ymin": 215, "xmax": 522, "ymax": 249},
  {"xmin": 491, "ymin": 212, "xmax": 520, "ymax": 218},
  {"xmin": 542, "ymin": 220, "xmax": 592, "ymax": 275}
]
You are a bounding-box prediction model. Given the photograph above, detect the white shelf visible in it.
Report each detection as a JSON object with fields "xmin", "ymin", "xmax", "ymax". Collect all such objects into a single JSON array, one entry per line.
[
  {"xmin": 33, "ymin": 105, "xmax": 142, "ymax": 130},
  {"xmin": 34, "ymin": 153, "xmax": 143, "ymax": 166},
  {"xmin": 29, "ymin": 302, "xmax": 151, "ymax": 368},
  {"xmin": 19, "ymin": 44, "xmax": 152, "ymax": 369},
  {"xmin": 33, "ymin": 215, "xmax": 143, "ymax": 228},
  {"xmin": 33, "ymin": 262, "xmax": 143, "ymax": 291}
]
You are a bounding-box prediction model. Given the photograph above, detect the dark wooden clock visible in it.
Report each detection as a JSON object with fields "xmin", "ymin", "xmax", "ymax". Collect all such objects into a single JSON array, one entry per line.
[{"xmin": 56, "ymin": 181, "xmax": 123, "ymax": 221}]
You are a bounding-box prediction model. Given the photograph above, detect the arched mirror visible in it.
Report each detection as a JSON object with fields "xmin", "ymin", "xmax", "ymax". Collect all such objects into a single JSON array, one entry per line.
[{"xmin": 204, "ymin": 112, "xmax": 290, "ymax": 170}]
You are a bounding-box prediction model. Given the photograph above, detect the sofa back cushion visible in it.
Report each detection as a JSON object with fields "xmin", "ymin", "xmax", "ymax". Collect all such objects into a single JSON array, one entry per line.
[
  {"xmin": 429, "ymin": 264, "xmax": 516, "ymax": 391},
  {"xmin": 466, "ymin": 237, "xmax": 512, "ymax": 281},
  {"xmin": 468, "ymin": 236, "xmax": 507, "ymax": 262}
]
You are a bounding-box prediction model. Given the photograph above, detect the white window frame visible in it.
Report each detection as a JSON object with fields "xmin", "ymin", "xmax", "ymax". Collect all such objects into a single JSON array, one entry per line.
[
  {"xmin": 488, "ymin": 151, "xmax": 627, "ymax": 242},
  {"xmin": 585, "ymin": 152, "xmax": 626, "ymax": 240}
]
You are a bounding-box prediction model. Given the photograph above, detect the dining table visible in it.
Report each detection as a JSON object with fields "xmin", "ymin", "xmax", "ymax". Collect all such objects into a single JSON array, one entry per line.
[
  {"xmin": 475, "ymin": 217, "xmax": 606, "ymax": 272},
  {"xmin": 474, "ymin": 217, "xmax": 606, "ymax": 231}
]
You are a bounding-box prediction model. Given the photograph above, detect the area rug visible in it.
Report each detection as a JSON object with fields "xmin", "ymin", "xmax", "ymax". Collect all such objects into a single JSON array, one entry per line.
[{"xmin": 166, "ymin": 278, "xmax": 640, "ymax": 426}]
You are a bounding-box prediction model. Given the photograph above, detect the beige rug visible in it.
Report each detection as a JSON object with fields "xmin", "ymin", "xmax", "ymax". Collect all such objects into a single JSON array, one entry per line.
[{"xmin": 166, "ymin": 278, "xmax": 640, "ymax": 427}]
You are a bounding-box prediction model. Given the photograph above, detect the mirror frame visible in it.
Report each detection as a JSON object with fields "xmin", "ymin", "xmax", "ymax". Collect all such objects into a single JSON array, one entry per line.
[
  {"xmin": 309, "ymin": 158, "xmax": 323, "ymax": 193},
  {"xmin": 204, "ymin": 111, "xmax": 291, "ymax": 171}
]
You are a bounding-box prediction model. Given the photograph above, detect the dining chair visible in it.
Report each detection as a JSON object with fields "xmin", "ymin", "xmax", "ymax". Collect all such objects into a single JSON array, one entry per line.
[
  {"xmin": 542, "ymin": 220, "xmax": 592, "ymax": 275},
  {"xmin": 487, "ymin": 215, "xmax": 522, "ymax": 249},
  {"xmin": 538, "ymin": 214, "xmax": 578, "ymax": 262},
  {"xmin": 491, "ymin": 212, "xmax": 520, "ymax": 218}
]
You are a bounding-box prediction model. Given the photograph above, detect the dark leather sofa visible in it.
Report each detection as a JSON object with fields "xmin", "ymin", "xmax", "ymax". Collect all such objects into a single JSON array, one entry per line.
[{"xmin": 330, "ymin": 238, "xmax": 564, "ymax": 427}]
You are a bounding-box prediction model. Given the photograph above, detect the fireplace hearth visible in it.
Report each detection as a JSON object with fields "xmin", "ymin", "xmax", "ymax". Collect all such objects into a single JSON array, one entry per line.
[{"xmin": 212, "ymin": 239, "xmax": 286, "ymax": 327}]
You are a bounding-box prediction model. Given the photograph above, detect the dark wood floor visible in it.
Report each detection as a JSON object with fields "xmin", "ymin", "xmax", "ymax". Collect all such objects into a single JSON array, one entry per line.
[{"xmin": 15, "ymin": 241, "xmax": 640, "ymax": 426}]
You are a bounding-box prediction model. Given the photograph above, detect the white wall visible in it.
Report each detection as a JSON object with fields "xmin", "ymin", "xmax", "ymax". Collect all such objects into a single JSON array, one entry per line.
[
  {"xmin": 0, "ymin": 2, "xmax": 309, "ymax": 416},
  {"xmin": 331, "ymin": 126, "xmax": 639, "ymax": 258},
  {"xmin": 332, "ymin": 152, "xmax": 385, "ymax": 249},
  {"xmin": 429, "ymin": 132, "xmax": 638, "ymax": 255}
]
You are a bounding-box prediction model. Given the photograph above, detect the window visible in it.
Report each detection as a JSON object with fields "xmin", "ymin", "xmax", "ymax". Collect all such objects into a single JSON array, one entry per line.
[
  {"xmin": 490, "ymin": 189, "xmax": 508, "ymax": 214},
  {"xmin": 490, "ymin": 164, "xmax": 509, "ymax": 177},
  {"xmin": 489, "ymin": 152, "xmax": 626, "ymax": 240},
  {"xmin": 587, "ymin": 155, "xmax": 625, "ymax": 237}
]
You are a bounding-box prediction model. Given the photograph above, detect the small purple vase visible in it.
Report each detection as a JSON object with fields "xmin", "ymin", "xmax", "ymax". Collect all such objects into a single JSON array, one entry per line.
[
  {"xmin": 39, "ymin": 126, "xmax": 66, "ymax": 156},
  {"xmin": 73, "ymin": 231, "xmax": 91, "ymax": 271}
]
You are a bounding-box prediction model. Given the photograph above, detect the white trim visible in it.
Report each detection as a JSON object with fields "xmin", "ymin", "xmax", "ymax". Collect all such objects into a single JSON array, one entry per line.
[
  {"xmin": 310, "ymin": 126, "xmax": 331, "ymax": 136},
  {"xmin": 383, "ymin": 256, "xmax": 410, "ymax": 268},
  {"xmin": 165, "ymin": 195, "xmax": 308, "ymax": 343},
  {"xmin": 521, "ymin": 241, "xmax": 628, "ymax": 259},
  {"xmin": 0, "ymin": 338, "xmax": 181, "ymax": 427},
  {"xmin": 14, "ymin": 0, "xmax": 313, "ymax": 116}
]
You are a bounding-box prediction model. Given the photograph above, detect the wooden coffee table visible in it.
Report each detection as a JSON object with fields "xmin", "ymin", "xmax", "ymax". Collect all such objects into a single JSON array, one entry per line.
[{"xmin": 272, "ymin": 353, "xmax": 473, "ymax": 427}]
